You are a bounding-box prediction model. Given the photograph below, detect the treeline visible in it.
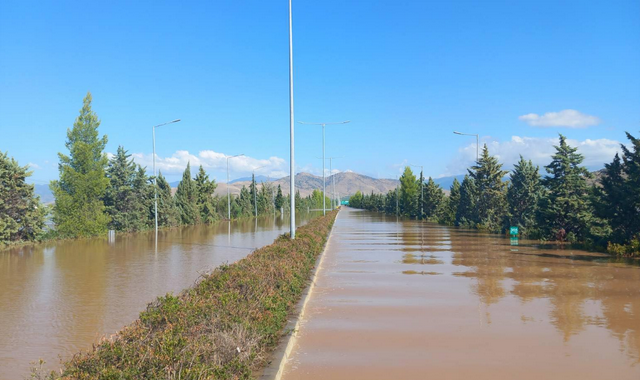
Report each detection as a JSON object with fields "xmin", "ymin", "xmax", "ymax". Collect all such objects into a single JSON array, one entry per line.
[
  {"xmin": 350, "ymin": 134, "xmax": 640, "ymax": 257},
  {"xmin": 0, "ymin": 92, "xmax": 332, "ymax": 245}
]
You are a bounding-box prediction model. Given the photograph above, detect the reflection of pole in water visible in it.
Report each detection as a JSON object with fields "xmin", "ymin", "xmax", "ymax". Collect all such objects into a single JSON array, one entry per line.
[{"xmin": 228, "ymin": 221, "xmax": 231, "ymax": 245}]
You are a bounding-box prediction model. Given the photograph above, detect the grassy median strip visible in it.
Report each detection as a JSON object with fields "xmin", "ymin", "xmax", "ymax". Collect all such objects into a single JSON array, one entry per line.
[{"xmin": 37, "ymin": 210, "xmax": 338, "ymax": 380}]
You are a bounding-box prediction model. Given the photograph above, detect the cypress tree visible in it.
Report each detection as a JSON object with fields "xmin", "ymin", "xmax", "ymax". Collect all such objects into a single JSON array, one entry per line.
[
  {"xmin": 194, "ymin": 165, "xmax": 217, "ymax": 224},
  {"xmin": 50, "ymin": 92, "xmax": 110, "ymax": 237},
  {"xmin": 423, "ymin": 177, "xmax": 445, "ymax": 221},
  {"xmin": 238, "ymin": 186, "xmax": 253, "ymax": 216},
  {"xmin": 104, "ymin": 146, "xmax": 149, "ymax": 232},
  {"xmin": 538, "ymin": 135, "xmax": 593, "ymax": 242},
  {"xmin": 507, "ymin": 156, "xmax": 544, "ymax": 235},
  {"xmin": 156, "ymin": 172, "xmax": 179, "ymax": 227},
  {"xmin": 399, "ymin": 166, "xmax": 418, "ymax": 217},
  {"xmin": 174, "ymin": 162, "xmax": 200, "ymax": 225},
  {"xmin": 456, "ymin": 175, "xmax": 476, "ymax": 226},
  {"xmin": 275, "ymin": 185, "xmax": 284, "ymax": 211},
  {"xmin": 0, "ymin": 152, "xmax": 46, "ymax": 243},
  {"xmin": 439, "ymin": 178, "xmax": 460, "ymax": 225},
  {"xmin": 468, "ymin": 145, "xmax": 508, "ymax": 232}
]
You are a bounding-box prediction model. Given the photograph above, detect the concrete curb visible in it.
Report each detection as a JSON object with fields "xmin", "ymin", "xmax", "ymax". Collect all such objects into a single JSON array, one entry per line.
[{"xmin": 258, "ymin": 210, "xmax": 339, "ymax": 380}]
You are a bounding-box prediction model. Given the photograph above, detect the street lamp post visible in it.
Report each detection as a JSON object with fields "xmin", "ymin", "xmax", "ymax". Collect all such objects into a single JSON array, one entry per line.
[
  {"xmin": 152, "ymin": 119, "xmax": 181, "ymax": 244},
  {"xmin": 226, "ymin": 154, "xmax": 244, "ymax": 220},
  {"xmin": 300, "ymin": 120, "xmax": 350, "ymax": 215},
  {"xmin": 252, "ymin": 165, "xmax": 266, "ymax": 217},
  {"xmin": 289, "ymin": 0, "xmax": 296, "ymax": 239},
  {"xmin": 410, "ymin": 164, "xmax": 423, "ymax": 219},
  {"xmin": 325, "ymin": 156, "xmax": 343, "ymax": 209},
  {"xmin": 453, "ymin": 131, "xmax": 479, "ymax": 163}
]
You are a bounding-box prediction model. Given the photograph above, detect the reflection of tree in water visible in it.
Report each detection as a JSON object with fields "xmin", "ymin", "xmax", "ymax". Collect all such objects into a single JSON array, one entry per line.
[
  {"xmin": 450, "ymin": 232, "xmax": 509, "ymax": 307},
  {"xmin": 447, "ymin": 227, "xmax": 640, "ymax": 362}
]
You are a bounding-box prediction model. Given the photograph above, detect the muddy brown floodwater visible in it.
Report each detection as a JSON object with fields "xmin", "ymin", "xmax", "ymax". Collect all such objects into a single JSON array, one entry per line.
[
  {"xmin": 0, "ymin": 213, "xmax": 320, "ymax": 379},
  {"xmin": 282, "ymin": 207, "xmax": 640, "ymax": 380}
]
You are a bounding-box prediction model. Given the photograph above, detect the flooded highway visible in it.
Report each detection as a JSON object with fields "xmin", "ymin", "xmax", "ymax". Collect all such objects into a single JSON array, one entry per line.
[
  {"xmin": 282, "ymin": 207, "xmax": 640, "ymax": 380},
  {"xmin": 0, "ymin": 213, "xmax": 319, "ymax": 379}
]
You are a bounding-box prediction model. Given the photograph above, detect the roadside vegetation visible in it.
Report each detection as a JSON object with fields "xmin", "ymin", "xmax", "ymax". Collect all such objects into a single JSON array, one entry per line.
[
  {"xmin": 31, "ymin": 209, "xmax": 337, "ymax": 379},
  {"xmin": 1, "ymin": 92, "xmax": 330, "ymax": 246},
  {"xmin": 350, "ymin": 134, "xmax": 640, "ymax": 257}
]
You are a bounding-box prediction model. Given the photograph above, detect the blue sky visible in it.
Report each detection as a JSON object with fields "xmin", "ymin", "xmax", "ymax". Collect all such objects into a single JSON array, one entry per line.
[{"xmin": 1, "ymin": 0, "xmax": 639, "ymax": 184}]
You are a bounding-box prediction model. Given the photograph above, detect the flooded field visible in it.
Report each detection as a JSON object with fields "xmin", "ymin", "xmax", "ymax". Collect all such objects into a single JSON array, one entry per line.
[
  {"xmin": 0, "ymin": 213, "xmax": 319, "ymax": 379},
  {"xmin": 282, "ymin": 208, "xmax": 640, "ymax": 380}
]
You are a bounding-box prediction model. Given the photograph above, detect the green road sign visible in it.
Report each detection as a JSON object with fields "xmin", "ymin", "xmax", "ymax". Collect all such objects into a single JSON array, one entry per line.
[{"xmin": 510, "ymin": 226, "xmax": 519, "ymax": 236}]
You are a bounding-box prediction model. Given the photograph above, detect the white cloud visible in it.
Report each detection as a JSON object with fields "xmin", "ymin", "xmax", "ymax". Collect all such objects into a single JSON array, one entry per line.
[
  {"xmin": 27, "ymin": 162, "xmax": 40, "ymax": 169},
  {"xmin": 519, "ymin": 109, "xmax": 601, "ymax": 128},
  {"xmin": 442, "ymin": 135, "xmax": 621, "ymax": 177},
  {"xmin": 130, "ymin": 150, "xmax": 287, "ymax": 181}
]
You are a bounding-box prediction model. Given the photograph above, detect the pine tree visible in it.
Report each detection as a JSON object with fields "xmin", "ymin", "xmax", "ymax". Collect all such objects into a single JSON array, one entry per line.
[
  {"xmin": 194, "ymin": 165, "xmax": 217, "ymax": 223},
  {"xmin": 399, "ymin": 166, "xmax": 418, "ymax": 217},
  {"xmin": 104, "ymin": 146, "xmax": 149, "ymax": 232},
  {"xmin": 441, "ymin": 178, "xmax": 461, "ymax": 225},
  {"xmin": 620, "ymin": 132, "xmax": 640, "ymax": 242},
  {"xmin": 156, "ymin": 172, "xmax": 179, "ymax": 227},
  {"xmin": 468, "ymin": 145, "xmax": 508, "ymax": 232},
  {"xmin": 237, "ymin": 186, "xmax": 253, "ymax": 216},
  {"xmin": 174, "ymin": 162, "xmax": 200, "ymax": 225},
  {"xmin": 423, "ymin": 177, "xmax": 445, "ymax": 221},
  {"xmin": 275, "ymin": 185, "xmax": 284, "ymax": 211},
  {"xmin": 538, "ymin": 135, "xmax": 593, "ymax": 242},
  {"xmin": 456, "ymin": 175, "xmax": 476, "ymax": 226},
  {"xmin": 507, "ymin": 156, "xmax": 544, "ymax": 234},
  {"xmin": 50, "ymin": 92, "xmax": 110, "ymax": 237},
  {"xmin": 0, "ymin": 152, "xmax": 46, "ymax": 243}
]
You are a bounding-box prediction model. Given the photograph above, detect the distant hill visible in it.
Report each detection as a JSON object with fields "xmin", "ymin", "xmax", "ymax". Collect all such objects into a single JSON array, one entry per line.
[
  {"xmin": 433, "ymin": 175, "xmax": 465, "ymax": 190},
  {"xmin": 34, "ymin": 184, "xmax": 54, "ymax": 204},
  {"xmin": 211, "ymin": 172, "xmax": 400, "ymax": 198},
  {"xmin": 229, "ymin": 175, "xmax": 271, "ymax": 184}
]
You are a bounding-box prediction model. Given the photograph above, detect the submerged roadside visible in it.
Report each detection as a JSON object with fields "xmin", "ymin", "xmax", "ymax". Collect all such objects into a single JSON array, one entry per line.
[{"xmin": 32, "ymin": 209, "xmax": 338, "ymax": 379}]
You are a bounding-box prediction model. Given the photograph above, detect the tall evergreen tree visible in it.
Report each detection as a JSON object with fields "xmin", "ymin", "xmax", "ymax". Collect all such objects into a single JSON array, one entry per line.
[
  {"xmin": 237, "ymin": 186, "xmax": 253, "ymax": 216},
  {"xmin": 104, "ymin": 146, "xmax": 149, "ymax": 232},
  {"xmin": 156, "ymin": 172, "xmax": 179, "ymax": 227},
  {"xmin": 423, "ymin": 177, "xmax": 445, "ymax": 221},
  {"xmin": 0, "ymin": 152, "xmax": 46, "ymax": 243},
  {"xmin": 538, "ymin": 135, "xmax": 593, "ymax": 241},
  {"xmin": 456, "ymin": 175, "xmax": 476, "ymax": 226},
  {"xmin": 468, "ymin": 145, "xmax": 508, "ymax": 231},
  {"xmin": 441, "ymin": 178, "xmax": 461, "ymax": 225},
  {"xmin": 399, "ymin": 166, "xmax": 418, "ymax": 217},
  {"xmin": 174, "ymin": 162, "xmax": 200, "ymax": 225},
  {"xmin": 50, "ymin": 92, "xmax": 110, "ymax": 237},
  {"xmin": 619, "ymin": 132, "xmax": 640, "ymax": 242},
  {"xmin": 275, "ymin": 184, "xmax": 284, "ymax": 211},
  {"xmin": 507, "ymin": 156, "xmax": 544, "ymax": 234},
  {"xmin": 194, "ymin": 165, "xmax": 217, "ymax": 223}
]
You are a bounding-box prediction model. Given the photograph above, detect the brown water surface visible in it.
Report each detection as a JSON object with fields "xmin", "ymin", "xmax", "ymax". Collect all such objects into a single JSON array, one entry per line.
[
  {"xmin": 282, "ymin": 208, "xmax": 640, "ymax": 380},
  {"xmin": 0, "ymin": 213, "xmax": 318, "ymax": 379}
]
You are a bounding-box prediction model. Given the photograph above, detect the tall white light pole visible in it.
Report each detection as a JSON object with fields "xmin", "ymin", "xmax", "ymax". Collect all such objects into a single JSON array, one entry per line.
[
  {"xmin": 252, "ymin": 165, "xmax": 266, "ymax": 217},
  {"xmin": 453, "ymin": 131, "xmax": 479, "ymax": 163},
  {"xmin": 152, "ymin": 119, "xmax": 180, "ymax": 243},
  {"xmin": 226, "ymin": 154, "xmax": 244, "ymax": 220},
  {"xmin": 289, "ymin": 0, "xmax": 296, "ymax": 238},
  {"xmin": 300, "ymin": 120, "xmax": 350, "ymax": 215},
  {"xmin": 410, "ymin": 164, "xmax": 424, "ymax": 219}
]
